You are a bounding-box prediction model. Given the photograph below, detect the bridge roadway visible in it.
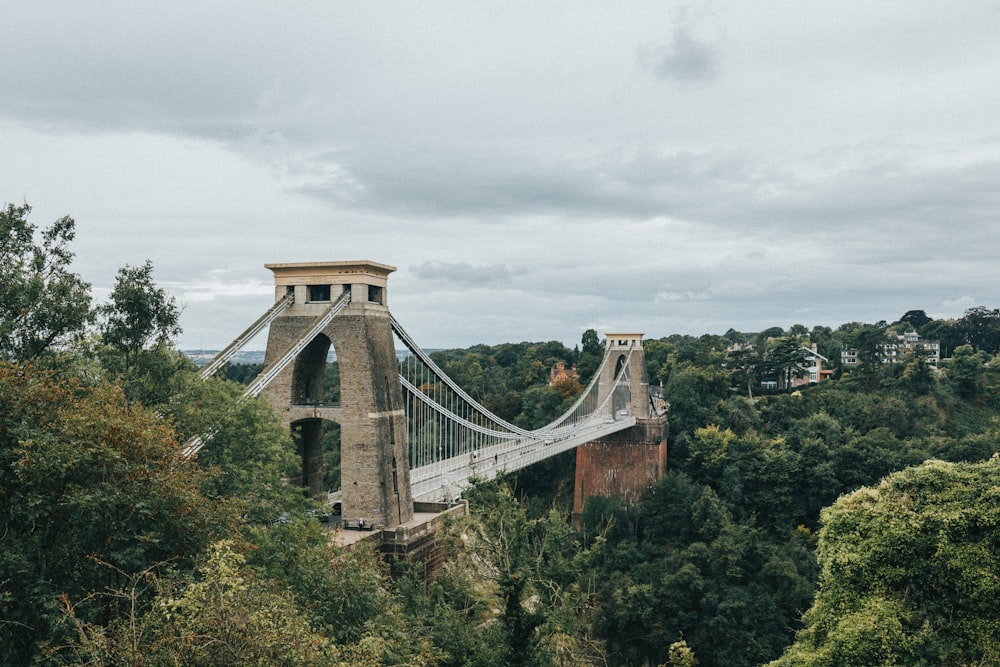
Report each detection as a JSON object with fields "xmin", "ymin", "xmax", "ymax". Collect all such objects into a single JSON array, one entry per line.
[{"xmin": 407, "ymin": 415, "xmax": 637, "ymax": 502}]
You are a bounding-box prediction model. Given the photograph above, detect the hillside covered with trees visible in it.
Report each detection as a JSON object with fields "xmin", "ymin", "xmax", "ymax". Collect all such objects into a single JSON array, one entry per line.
[{"xmin": 3, "ymin": 201, "xmax": 999, "ymax": 665}]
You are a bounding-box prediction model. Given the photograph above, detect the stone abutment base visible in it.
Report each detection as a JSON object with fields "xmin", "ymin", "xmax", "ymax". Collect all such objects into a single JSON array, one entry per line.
[{"xmin": 572, "ymin": 416, "xmax": 668, "ymax": 525}]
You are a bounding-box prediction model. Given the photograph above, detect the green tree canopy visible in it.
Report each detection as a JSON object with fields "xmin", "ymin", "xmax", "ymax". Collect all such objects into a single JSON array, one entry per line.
[
  {"xmin": 769, "ymin": 457, "xmax": 1000, "ymax": 666},
  {"xmin": 0, "ymin": 202, "xmax": 92, "ymax": 361},
  {"xmin": 98, "ymin": 260, "xmax": 181, "ymax": 363},
  {"xmin": 96, "ymin": 260, "xmax": 189, "ymax": 405},
  {"xmin": 0, "ymin": 363, "xmax": 230, "ymax": 663},
  {"xmin": 956, "ymin": 306, "xmax": 1000, "ymax": 354},
  {"xmin": 899, "ymin": 309, "xmax": 931, "ymax": 329}
]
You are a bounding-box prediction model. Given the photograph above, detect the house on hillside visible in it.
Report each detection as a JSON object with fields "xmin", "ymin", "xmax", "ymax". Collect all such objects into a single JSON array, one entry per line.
[
  {"xmin": 781, "ymin": 345, "xmax": 832, "ymax": 389},
  {"xmin": 550, "ymin": 361, "xmax": 579, "ymax": 385},
  {"xmin": 754, "ymin": 343, "xmax": 832, "ymax": 390},
  {"xmin": 799, "ymin": 345, "xmax": 832, "ymax": 386},
  {"xmin": 841, "ymin": 331, "xmax": 941, "ymax": 367}
]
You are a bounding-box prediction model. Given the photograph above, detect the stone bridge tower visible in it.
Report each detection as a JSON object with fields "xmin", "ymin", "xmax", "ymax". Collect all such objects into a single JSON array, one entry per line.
[
  {"xmin": 260, "ymin": 260, "xmax": 413, "ymax": 529},
  {"xmin": 573, "ymin": 332, "xmax": 668, "ymax": 522}
]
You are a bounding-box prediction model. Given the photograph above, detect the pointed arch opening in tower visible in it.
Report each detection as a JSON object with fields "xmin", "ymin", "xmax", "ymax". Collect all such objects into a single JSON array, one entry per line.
[
  {"xmin": 290, "ymin": 418, "xmax": 341, "ymax": 499},
  {"xmin": 291, "ymin": 334, "xmax": 334, "ymax": 406},
  {"xmin": 288, "ymin": 334, "xmax": 342, "ymax": 498},
  {"xmin": 614, "ymin": 354, "xmax": 628, "ymax": 380}
]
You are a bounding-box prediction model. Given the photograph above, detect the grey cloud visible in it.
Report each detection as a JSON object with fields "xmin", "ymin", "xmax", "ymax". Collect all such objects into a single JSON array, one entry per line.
[
  {"xmin": 5, "ymin": 1, "xmax": 1000, "ymax": 351},
  {"xmin": 638, "ymin": 25, "xmax": 720, "ymax": 83},
  {"xmin": 409, "ymin": 261, "xmax": 516, "ymax": 287},
  {"xmin": 290, "ymin": 144, "xmax": 756, "ymax": 222},
  {"xmin": 289, "ymin": 140, "xmax": 1000, "ymax": 254}
]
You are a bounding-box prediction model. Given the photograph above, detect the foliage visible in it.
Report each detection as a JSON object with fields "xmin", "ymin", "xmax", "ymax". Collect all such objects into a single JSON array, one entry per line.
[
  {"xmin": 769, "ymin": 458, "xmax": 1000, "ymax": 666},
  {"xmin": 587, "ymin": 472, "xmax": 817, "ymax": 667},
  {"xmin": 0, "ymin": 363, "xmax": 230, "ymax": 664},
  {"xmin": 849, "ymin": 325, "xmax": 888, "ymax": 390},
  {"xmin": 761, "ymin": 338, "xmax": 809, "ymax": 388},
  {"xmin": 899, "ymin": 309, "xmax": 931, "ymax": 329},
  {"xmin": 98, "ymin": 260, "xmax": 181, "ymax": 362},
  {"xmin": 95, "ymin": 260, "xmax": 187, "ymax": 405},
  {"xmin": 576, "ymin": 328, "xmax": 605, "ymax": 384},
  {"xmin": 456, "ymin": 478, "xmax": 609, "ymax": 666},
  {"xmin": 58, "ymin": 540, "xmax": 378, "ymax": 666},
  {"xmin": 244, "ymin": 522, "xmax": 416, "ymax": 651},
  {"xmin": 664, "ymin": 637, "xmax": 698, "ymax": 667},
  {"xmin": 955, "ymin": 306, "xmax": 1000, "ymax": 354},
  {"xmin": 167, "ymin": 374, "xmax": 304, "ymax": 523},
  {"xmin": 946, "ymin": 344, "xmax": 989, "ymax": 400},
  {"xmin": 0, "ymin": 202, "xmax": 92, "ymax": 362},
  {"xmin": 7, "ymin": 199, "xmax": 1000, "ymax": 666}
]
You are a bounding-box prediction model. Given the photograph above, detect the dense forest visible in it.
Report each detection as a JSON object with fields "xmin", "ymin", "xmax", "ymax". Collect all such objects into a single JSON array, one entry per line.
[{"xmin": 3, "ymin": 202, "xmax": 999, "ymax": 665}]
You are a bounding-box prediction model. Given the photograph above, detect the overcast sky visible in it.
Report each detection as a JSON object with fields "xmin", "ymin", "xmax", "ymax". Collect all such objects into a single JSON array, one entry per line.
[{"xmin": 3, "ymin": 2, "xmax": 999, "ymax": 351}]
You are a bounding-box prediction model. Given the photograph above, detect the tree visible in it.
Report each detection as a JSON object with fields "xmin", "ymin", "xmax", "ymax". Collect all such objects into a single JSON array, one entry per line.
[
  {"xmin": 167, "ymin": 374, "xmax": 303, "ymax": 523},
  {"xmin": 898, "ymin": 349, "xmax": 935, "ymax": 395},
  {"xmin": 769, "ymin": 458, "xmax": 1000, "ymax": 666},
  {"xmin": 460, "ymin": 479, "xmax": 607, "ymax": 666},
  {"xmin": 595, "ymin": 471, "xmax": 817, "ymax": 667},
  {"xmin": 0, "ymin": 363, "xmax": 228, "ymax": 663},
  {"xmin": 0, "ymin": 202, "xmax": 92, "ymax": 361},
  {"xmin": 756, "ymin": 326, "xmax": 785, "ymax": 342},
  {"xmin": 687, "ymin": 424, "xmax": 735, "ymax": 481},
  {"xmin": 664, "ymin": 637, "xmax": 699, "ymax": 667},
  {"xmin": 577, "ymin": 328, "xmax": 604, "ymax": 383},
  {"xmin": 918, "ymin": 317, "xmax": 961, "ymax": 358},
  {"xmin": 551, "ymin": 375, "xmax": 583, "ymax": 399},
  {"xmin": 849, "ymin": 325, "xmax": 888, "ymax": 390},
  {"xmin": 899, "ymin": 309, "xmax": 931, "ymax": 329},
  {"xmin": 97, "ymin": 260, "xmax": 186, "ymax": 405},
  {"xmin": 581, "ymin": 328, "xmax": 602, "ymax": 356},
  {"xmin": 956, "ymin": 306, "xmax": 1000, "ymax": 354},
  {"xmin": 946, "ymin": 344, "xmax": 988, "ymax": 399},
  {"xmin": 726, "ymin": 345, "xmax": 762, "ymax": 399},
  {"xmin": 98, "ymin": 260, "xmax": 181, "ymax": 366},
  {"xmin": 662, "ymin": 363, "xmax": 730, "ymax": 441},
  {"xmin": 60, "ymin": 540, "xmax": 372, "ymax": 666},
  {"xmin": 644, "ymin": 338, "xmax": 675, "ymax": 386},
  {"xmin": 485, "ymin": 390, "xmax": 522, "ymax": 421}
]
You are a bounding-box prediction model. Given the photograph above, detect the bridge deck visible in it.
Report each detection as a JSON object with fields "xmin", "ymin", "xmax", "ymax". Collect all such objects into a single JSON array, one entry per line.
[{"xmin": 408, "ymin": 416, "xmax": 637, "ymax": 502}]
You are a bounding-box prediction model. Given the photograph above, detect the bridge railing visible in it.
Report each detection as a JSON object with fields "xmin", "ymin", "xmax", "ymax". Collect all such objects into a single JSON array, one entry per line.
[{"xmin": 403, "ymin": 342, "xmax": 640, "ymax": 501}]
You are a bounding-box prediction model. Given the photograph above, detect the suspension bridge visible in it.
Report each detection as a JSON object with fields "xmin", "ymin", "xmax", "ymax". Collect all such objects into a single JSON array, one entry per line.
[{"xmin": 191, "ymin": 260, "xmax": 668, "ymax": 531}]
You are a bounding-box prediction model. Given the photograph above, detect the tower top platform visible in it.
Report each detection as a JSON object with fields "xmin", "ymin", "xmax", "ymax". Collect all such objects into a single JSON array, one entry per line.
[
  {"xmin": 265, "ymin": 260, "xmax": 396, "ymax": 287},
  {"xmin": 605, "ymin": 333, "xmax": 645, "ymax": 347}
]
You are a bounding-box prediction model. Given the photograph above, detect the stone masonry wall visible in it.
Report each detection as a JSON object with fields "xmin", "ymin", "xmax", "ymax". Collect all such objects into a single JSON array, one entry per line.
[
  {"xmin": 572, "ymin": 416, "xmax": 668, "ymax": 519},
  {"xmin": 261, "ymin": 302, "xmax": 413, "ymax": 528}
]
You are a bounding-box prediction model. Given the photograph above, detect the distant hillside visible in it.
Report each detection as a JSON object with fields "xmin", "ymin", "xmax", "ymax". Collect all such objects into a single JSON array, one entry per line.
[
  {"xmin": 184, "ymin": 348, "xmax": 428, "ymax": 366},
  {"xmin": 184, "ymin": 350, "xmax": 268, "ymax": 366}
]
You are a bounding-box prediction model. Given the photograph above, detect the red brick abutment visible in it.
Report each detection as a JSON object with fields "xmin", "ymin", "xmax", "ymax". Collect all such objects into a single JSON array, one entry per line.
[{"xmin": 572, "ymin": 415, "xmax": 669, "ymax": 525}]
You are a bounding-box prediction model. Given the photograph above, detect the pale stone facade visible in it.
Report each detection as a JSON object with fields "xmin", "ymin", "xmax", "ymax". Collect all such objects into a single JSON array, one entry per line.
[
  {"xmin": 260, "ymin": 261, "xmax": 413, "ymax": 529},
  {"xmin": 574, "ymin": 333, "xmax": 668, "ymax": 523},
  {"xmin": 599, "ymin": 333, "xmax": 652, "ymax": 418}
]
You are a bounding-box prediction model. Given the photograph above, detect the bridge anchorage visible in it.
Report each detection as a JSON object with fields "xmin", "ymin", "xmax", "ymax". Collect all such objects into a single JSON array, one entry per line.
[{"xmin": 197, "ymin": 260, "xmax": 668, "ymax": 546}]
